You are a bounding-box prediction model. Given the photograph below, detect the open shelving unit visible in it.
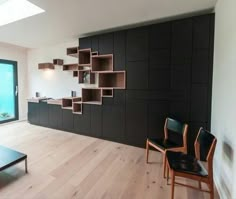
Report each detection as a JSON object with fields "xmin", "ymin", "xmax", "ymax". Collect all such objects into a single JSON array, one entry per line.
[
  {"xmin": 73, "ymin": 102, "xmax": 82, "ymax": 114},
  {"xmin": 67, "ymin": 47, "xmax": 79, "ymax": 58},
  {"xmin": 91, "ymin": 54, "xmax": 113, "ymax": 72},
  {"xmin": 82, "ymin": 88, "xmax": 102, "ymax": 105},
  {"xmin": 102, "ymin": 89, "xmax": 113, "ymax": 97},
  {"xmin": 62, "ymin": 97, "xmax": 81, "ymax": 109},
  {"xmin": 38, "ymin": 63, "xmax": 55, "ymax": 70},
  {"xmin": 79, "ymin": 69, "xmax": 95, "ymax": 84},
  {"xmin": 79, "ymin": 48, "xmax": 91, "ymax": 66},
  {"xmin": 98, "ymin": 71, "xmax": 126, "ymax": 89},
  {"xmin": 63, "ymin": 64, "xmax": 78, "ymax": 71},
  {"xmin": 53, "ymin": 59, "xmax": 64, "ymax": 65}
]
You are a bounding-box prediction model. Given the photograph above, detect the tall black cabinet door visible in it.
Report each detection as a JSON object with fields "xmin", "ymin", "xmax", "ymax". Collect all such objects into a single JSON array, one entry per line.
[
  {"xmin": 39, "ymin": 102, "xmax": 49, "ymax": 127},
  {"xmin": 48, "ymin": 104, "xmax": 63, "ymax": 129},
  {"xmin": 102, "ymin": 105, "xmax": 125, "ymax": 143},
  {"xmin": 62, "ymin": 109, "xmax": 74, "ymax": 132},
  {"xmin": 90, "ymin": 105, "xmax": 102, "ymax": 138},
  {"xmin": 28, "ymin": 102, "xmax": 40, "ymax": 125},
  {"xmin": 79, "ymin": 37, "xmax": 91, "ymax": 49},
  {"xmin": 125, "ymin": 101, "xmax": 148, "ymax": 147},
  {"xmin": 126, "ymin": 27, "xmax": 149, "ymax": 61},
  {"xmin": 74, "ymin": 104, "xmax": 91, "ymax": 136},
  {"xmin": 99, "ymin": 33, "xmax": 113, "ymax": 54},
  {"xmin": 114, "ymin": 31, "xmax": 126, "ymax": 70}
]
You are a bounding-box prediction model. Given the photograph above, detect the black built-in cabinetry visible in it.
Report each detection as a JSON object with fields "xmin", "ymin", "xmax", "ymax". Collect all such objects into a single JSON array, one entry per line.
[{"xmin": 28, "ymin": 14, "xmax": 214, "ymax": 154}]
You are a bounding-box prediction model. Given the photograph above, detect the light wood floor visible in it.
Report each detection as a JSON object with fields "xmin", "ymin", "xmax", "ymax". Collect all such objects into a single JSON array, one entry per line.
[{"xmin": 0, "ymin": 122, "xmax": 219, "ymax": 199}]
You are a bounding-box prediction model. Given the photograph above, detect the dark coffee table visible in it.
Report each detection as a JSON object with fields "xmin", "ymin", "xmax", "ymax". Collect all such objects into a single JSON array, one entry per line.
[{"xmin": 0, "ymin": 145, "xmax": 27, "ymax": 173}]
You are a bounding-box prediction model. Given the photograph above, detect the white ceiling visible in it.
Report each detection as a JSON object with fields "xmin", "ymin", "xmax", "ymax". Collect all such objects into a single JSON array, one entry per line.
[{"xmin": 0, "ymin": 0, "xmax": 217, "ymax": 49}]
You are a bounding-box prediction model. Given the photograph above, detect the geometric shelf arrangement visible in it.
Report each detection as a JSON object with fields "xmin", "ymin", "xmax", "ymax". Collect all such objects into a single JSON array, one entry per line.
[{"xmin": 37, "ymin": 45, "xmax": 126, "ymax": 115}]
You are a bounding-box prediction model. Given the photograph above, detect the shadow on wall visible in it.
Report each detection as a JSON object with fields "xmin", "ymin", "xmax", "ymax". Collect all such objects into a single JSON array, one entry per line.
[{"xmin": 219, "ymin": 138, "xmax": 234, "ymax": 199}]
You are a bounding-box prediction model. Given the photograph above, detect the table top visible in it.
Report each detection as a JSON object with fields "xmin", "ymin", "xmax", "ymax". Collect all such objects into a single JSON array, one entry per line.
[{"xmin": 0, "ymin": 145, "xmax": 27, "ymax": 171}]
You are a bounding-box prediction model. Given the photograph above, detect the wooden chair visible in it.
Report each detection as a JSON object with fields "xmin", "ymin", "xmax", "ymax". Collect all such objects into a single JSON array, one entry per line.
[
  {"xmin": 146, "ymin": 117, "xmax": 188, "ymax": 178},
  {"xmin": 166, "ymin": 127, "xmax": 217, "ymax": 199}
]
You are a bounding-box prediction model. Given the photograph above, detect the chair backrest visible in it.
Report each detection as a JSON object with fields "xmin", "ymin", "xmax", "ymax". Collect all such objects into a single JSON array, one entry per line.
[
  {"xmin": 194, "ymin": 128, "xmax": 217, "ymax": 162},
  {"xmin": 164, "ymin": 118, "xmax": 188, "ymax": 152}
]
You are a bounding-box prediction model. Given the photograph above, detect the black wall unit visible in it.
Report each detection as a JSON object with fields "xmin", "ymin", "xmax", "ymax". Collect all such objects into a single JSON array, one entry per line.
[
  {"xmin": 28, "ymin": 13, "xmax": 214, "ymax": 154},
  {"xmin": 39, "ymin": 102, "xmax": 49, "ymax": 127}
]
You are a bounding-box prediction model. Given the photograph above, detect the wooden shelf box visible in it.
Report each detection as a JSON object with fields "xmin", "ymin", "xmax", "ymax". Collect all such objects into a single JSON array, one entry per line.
[
  {"xmin": 73, "ymin": 102, "xmax": 82, "ymax": 114},
  {"xmin": 82, "ymin": 88, "xmax": 102, "ymax": 105},
  {"xmin": 98, "ymin": 71, "xmax": 126, "ymax": 89},
  {"xmin": 91, "ymin": 54, "xmax": 113, "ymax": 72},
  {"xmin": 53, "ymin": 59, "xmax": 64, "ymax": 65},
  {"xmin": 79, "ymin": 70, "xmax": 95, "ymax": 84},
  {"xmin": 67, "ymin": 47, "xmax": 79, "ymax": 58},
  {"xmin": 63, "ymin": 64, "xmax": 78, "ymax": 71},
  {"xmin": 62, "ymin": 97, "xmax": 81, "ymax": 109},
  {"xmin": 79, "ymin": 48, "xmax": 91, "ymax": 66},
  {"xmin": 102, "ymin": 89, "xmax": 113, "ymax": 97},
  {"xmin": 38, "ymin": 63, "xmax": 55, "ymax": 70}
]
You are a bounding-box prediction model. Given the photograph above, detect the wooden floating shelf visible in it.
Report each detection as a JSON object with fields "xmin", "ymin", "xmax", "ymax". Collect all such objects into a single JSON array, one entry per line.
[
  {"xmin": 98, "ymin": 71, "xmax": 126, "ymax": 89},
  {"xmin": 63, "ymin": 64, "xmax": 78, "ymax": 71},
  {"xmin": 53, "ymin": 59, "xmax": 64, "ymax": 65},
  {"xmin": 38, "ymin": 63, "xmax": 55, "ymax": 70},
  {"xmin": 79, "ymin": 69, "xmax": 95, "ymax": 84},
  {"xmin": 102, "ymin": 89, "xmax": 113, "ymax": 98},
  {"xmin": 67, "ymin": 47, "xmax": 79, "ymax": 58},
  {"xmin": 82, "ymin": 88, "xmax": 102, "ymax": 105},
  {"xmin": 91, "ymin": 54, "xmax": 113, "ymax": 72}
]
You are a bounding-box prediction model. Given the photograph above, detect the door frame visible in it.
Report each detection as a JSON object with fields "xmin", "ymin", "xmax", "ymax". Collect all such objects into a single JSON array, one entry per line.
[{"xmin": 0, "ymin": 59, "xmax": 19, "ymax": 124}]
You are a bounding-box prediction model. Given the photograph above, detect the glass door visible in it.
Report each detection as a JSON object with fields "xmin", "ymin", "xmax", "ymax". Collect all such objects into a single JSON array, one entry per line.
[{"xmin": 0, "ymin": 59, "xmax": 18, "ymax": 124}]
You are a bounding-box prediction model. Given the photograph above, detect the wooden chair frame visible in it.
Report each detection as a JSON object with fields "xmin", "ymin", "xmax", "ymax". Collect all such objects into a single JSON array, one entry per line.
[
  {"xmin": 146, "ymin": 118, "xmax": 188, "ymax": 178},
  {"xmin": 166, "ymin": 128, "xmax": 217, "ymax": 199}
]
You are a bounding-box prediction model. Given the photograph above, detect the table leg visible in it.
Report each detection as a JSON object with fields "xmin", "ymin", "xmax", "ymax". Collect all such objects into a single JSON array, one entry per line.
[{"xmin": 25, "ymin": 158, "xmax": 28, "ymax": 173}]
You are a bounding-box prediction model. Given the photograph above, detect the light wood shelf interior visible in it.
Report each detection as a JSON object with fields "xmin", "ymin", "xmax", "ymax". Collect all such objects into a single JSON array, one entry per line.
[
  {"xmin": 102, "ymin": 89, "xmax": 113, "ymax": 97},
  {"xmin": 82, "ymin": 88, "xmax": 102, "ymax": 105},
  {"xmin": 98, "ymin": 71, "xmax": 126, "ymax": 89},
  {"xmin": 38, "ymin": 63, "xmax": 55, "ymax": 70},
  {"xmin": 92, "ymin": 54, "xmax": 113, "ymax": 72},
  {"xmin": 79, "ymin": 48, "xmax": 91, "ymax": 66},
  {"xmin": 79, "ymin": 70, "xmax": 95, "ymax": 84},
  {"xmin": 63, "ymin": 64, "xmax": 78, "ymax": 71},
  {"xmin": 67, "ymin": 47, "xmax": 79, "ymax": 58},
  {"xmin": 53, "ymin": 59, "xmax": 64, "ymax": 65},
  {"xmin": 62, "ymin": 97, "xmax": 81, "ymax": 109},
  {"xmin": 73, "ymin": 102, "xmax": 82, "ymax": 114}
]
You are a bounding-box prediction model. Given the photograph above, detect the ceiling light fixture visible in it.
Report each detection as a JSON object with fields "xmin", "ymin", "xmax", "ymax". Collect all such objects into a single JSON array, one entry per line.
[{"xmin": 0, "ymin": 0, "xmax": 45, "ymax": 27}]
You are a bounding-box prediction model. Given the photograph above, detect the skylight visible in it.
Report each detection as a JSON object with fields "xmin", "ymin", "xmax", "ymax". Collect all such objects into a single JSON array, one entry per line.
[{"xmin": 0, "ymin": 0, "xmax": 45, "ymax": 27}]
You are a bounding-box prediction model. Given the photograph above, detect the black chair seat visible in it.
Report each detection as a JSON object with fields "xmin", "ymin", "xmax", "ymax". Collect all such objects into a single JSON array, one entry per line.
[
  {"xmin": 166, "ymin": 151, "xmax": 208, "ymax": 177},
  {"xmin": 148, "ymin": 138, "xmax": 180, "ymax": 150}
]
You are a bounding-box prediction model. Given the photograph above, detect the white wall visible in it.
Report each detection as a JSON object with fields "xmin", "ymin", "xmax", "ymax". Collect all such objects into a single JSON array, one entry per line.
[
  {"xmin": 212, "ymin": 0, "xmax": 236, "ymax": 198},
  {"xmin": 0, "ymin": 42, "xmax": 28, "ymax": 121},
  {"xmin": 27, "ymin": 40, "xmax": 84, "ymax": 99}
]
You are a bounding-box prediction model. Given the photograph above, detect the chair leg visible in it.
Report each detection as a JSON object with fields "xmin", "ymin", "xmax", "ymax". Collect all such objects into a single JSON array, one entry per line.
[
  {"xmin": 166, "ymin": 166, "xmax": 169, "ymax": 185},
  {"xmin": 146, "ymin": 140, "xmax": 149, "ymax": 163},
  {"xmin": 171, "ymin": 170, "xmax": 175, "ymax": 199},
  {"xmin": 209, "ymin": 180, "xmax": 214, "ymax": 199},
  {"xmin": 198, "ymin": 181, "xmax": 202, "ymax": 189},
  {"xmin": 163, "ymin": 153, "xmax": 166, "ymax": 178}
]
